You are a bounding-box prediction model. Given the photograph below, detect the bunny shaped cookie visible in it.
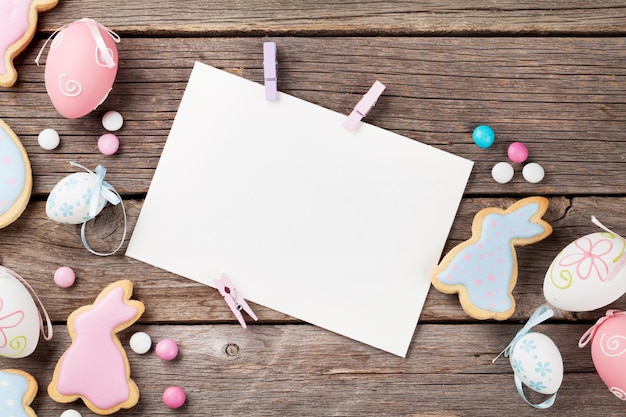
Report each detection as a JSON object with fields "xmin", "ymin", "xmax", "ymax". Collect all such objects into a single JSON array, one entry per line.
[
  {"xmin": 0, "ymin": 0, "xmax": 59, "ymax": 87},
  {"xmin": 48, "ymin": 280, "xmax": 144, "ymax": 415},
  {"xmin": 432, "ymin": 197, "xmax": 552, "ymax": 320}
]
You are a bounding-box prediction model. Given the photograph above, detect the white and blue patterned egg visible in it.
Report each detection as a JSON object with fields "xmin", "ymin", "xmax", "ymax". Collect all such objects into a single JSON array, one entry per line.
[
  {"xmin": 46, "ymin": 172, "xmax": 106, "ymax": 224},
  {"xmin": 0, "ymin": 268, "xmax": 40, "ymax": 358},
  {"xmin": 509, "ymin": 332, "xmax": 563, "ymax": 395}
]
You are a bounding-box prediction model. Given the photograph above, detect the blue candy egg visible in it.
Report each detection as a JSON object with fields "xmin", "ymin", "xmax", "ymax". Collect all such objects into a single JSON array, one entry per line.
[{"xmin": 472, "ymin": 125, "xmax": 495, "ymax": 148}]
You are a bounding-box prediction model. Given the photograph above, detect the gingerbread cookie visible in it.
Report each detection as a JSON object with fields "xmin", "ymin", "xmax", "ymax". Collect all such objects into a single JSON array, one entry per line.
[
  {"xmin": 0, "ymin": 369, "xmax": 38, "ymax": 417},
  {"xmin": 0, "ymin": 0, "xmax": 59, "ymax": 87},
  {"xmin": 0, "ymin": 119, "xmax": 32, "ymax": 229},
  {"xmin": 48, "ymin": 280, "xmax": 145, "ymax": 415},
  {"xmin": 431, "ymin": 197, "xmax": 552, "ymax": 320}
]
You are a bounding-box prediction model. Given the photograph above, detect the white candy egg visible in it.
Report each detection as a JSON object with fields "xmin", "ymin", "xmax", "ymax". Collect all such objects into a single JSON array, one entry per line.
[
  {"xmin": 544, "ymin": 232, "xmax": 626, "ymax": 312},
  {"xmin": 0, "ymin": 267, "xmax": 41, "ymax": 358},
  {"xmin": 509, "ymin": 332, "xmax": 563, "ymax": 395},
  {"xmin": 46, "ymin": 172, "xmax": 107, "ymax": 224}
]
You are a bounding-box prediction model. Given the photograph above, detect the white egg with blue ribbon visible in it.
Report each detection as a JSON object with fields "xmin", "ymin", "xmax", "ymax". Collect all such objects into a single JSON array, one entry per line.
[
  {"xmin": 46, "ymin": 162, "xmax": 126, "ymax": 256},
  {"xmin": 493, "ymin": 304, "xmax": 563, "ymax": 409}
]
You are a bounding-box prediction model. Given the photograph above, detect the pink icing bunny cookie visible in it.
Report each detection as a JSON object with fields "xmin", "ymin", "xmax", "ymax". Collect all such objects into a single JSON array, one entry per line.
[
  {"xmin": 431, "ymin": 197, "xmax": 553, "ymax": 320},
  {"xmin": 48, "ymin": 280, "xmax": 145, "ymax": 415},
  {"xmin": 0, "ymin": 0, "xmax": 59, "ymax": 87}
]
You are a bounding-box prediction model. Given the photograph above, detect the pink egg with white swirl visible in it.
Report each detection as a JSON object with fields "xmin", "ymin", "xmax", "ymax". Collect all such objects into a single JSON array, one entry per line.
[
  {"xmin": 580, "ymin": 311, "xmax": 626, "ymax": 401},
  {"xmin": 43, "ymin": 18, "xmax": 119, "ymax": 119}
]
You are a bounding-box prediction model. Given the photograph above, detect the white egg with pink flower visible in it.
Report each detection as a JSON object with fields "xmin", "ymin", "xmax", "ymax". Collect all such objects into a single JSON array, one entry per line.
[
  {"xmin": 544, "ymin": 229, "xmax": 626, "ymax": 312},
  {"xmin": 0, "ymin": 267, "xmax": 43, "ymax": 358}
]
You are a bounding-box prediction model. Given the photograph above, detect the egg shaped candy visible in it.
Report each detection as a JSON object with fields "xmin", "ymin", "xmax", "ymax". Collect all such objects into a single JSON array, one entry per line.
[
  {"xmin": 509, "ymin": 332, "xmax": 564, "ymax": 396},
  {"xmin": 544, "ymin": 229, "xmax": 626, "ymax": 312},
  {"xmin": 43, "ymin": 18, "xmax": 120, "ymax": 119},
  {"xmin": 0, "ymin": 267, "xmax": 42, "ymax": 358},
  {"xmin": 580, "ymin": 311, "xmax": 626, "ymax": 400},
  {"xmin": 46, "ymin": 171, "xmax": 107, "ymax": 224}
]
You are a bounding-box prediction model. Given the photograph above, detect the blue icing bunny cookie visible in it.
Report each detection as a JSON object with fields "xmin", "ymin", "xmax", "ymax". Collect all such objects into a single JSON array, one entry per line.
[
  {"xmin": 0, "ymin": 369, "xmax": 38, "ymax": 417},
  {"xmin": 0, "ymin": 119, "xmax": 32, "ymax": 229},
  {"xmin": 432, "ymin": 197, "xmax": 552, "ymax": 320}
]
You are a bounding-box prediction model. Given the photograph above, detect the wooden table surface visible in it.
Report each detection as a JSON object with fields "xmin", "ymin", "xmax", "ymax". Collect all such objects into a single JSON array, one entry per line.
[{"xmin": 3, "ymin": 1, "xmax": 626, "ymax": 416}]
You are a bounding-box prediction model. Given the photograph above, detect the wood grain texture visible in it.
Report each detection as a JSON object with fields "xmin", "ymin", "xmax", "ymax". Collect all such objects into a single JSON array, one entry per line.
[
  {"xmin": 0, "ymin": 196, "xmax": 624, "ymax": 325},
  {"xmin": 36, "ymin": 0, "xmax": 626, "ymax": 36},
  {"xmin": 8, "ymin": 324, "xmax": 616, "ymax": 416},
  {"xmin": 3, "ymin": 37, "xmax": 626, "ymax": 195},
  {"xmin": 2, "ymin": 2, "xmax": 626, "ymax": 416}
]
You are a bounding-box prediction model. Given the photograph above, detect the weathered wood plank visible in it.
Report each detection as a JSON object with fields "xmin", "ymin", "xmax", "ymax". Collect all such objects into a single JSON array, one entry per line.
[
  {"xmin": 0, "ymin": 324, "xmax": 616, "ymax": 416},
  {"xmin": 36, "ymin": 0, "xmax": 626, "ymax": 36},
  {"xmin": 2, "ymin": 37, "xmax": 626, "ymax": 195},
  {"xmin": 1, "ymin": 196, "xmax": 624, "ymax": 325}
]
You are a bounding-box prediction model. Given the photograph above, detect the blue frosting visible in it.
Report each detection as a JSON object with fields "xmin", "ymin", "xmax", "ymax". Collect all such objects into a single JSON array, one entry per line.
[
  {"xmin": 436, "ymin": 203, "xmax": 545, "ymax": 312},
  {"xmin": 0, "ymin": 124, "xmax": 27, "ymax": 216},
  {"xmin": 0, "ymin": 370, "xmax": 30, "ymax": 417}
]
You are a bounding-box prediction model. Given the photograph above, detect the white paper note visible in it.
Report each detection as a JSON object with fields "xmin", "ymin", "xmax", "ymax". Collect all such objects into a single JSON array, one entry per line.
[{"xmin": 126, "ymin": 62, "xmax": 473, "ymax": 357}]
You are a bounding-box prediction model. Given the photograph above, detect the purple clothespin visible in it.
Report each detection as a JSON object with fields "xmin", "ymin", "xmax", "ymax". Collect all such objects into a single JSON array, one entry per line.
[
  {"xmin": 213, "ymin": 273, "xmax": 258, "ymax": 328},
  {"xmin": 263, "ymin": 42, "xmax": 277, "ymax": 101},
  {"xmin": 343, "ymin": 80, "xmax": 386, "ymax": 131}
]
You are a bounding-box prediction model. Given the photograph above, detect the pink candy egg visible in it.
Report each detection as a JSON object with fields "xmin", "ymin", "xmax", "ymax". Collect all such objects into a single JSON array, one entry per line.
[
  {"xmin": 156, "ymin": 338, "xmax": 179, "ymax": 361},
  {"xmin": 163, "ymin": 386, "xmax": 186, "ymax": 409},
  {"xmin": 44, "ymin": 19, "xmax": 119, "ymax": 119},
  {"xmin": 580, "ymin": 311, "xmax": 626, "ymax": 400}
]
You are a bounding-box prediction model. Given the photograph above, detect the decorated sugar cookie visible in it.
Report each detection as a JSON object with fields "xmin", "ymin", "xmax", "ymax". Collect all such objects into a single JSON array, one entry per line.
[
  {"xmin": 48, "ymin": 280, "xmax": 144, "ymax": 415},
  {"xmin": 0, "ymin": 119, "xmax": 32, "ymax": 229},
  {"xmin": 0, "ymin": 0, "xmax": 59, "ymax": 87},
  {"xmin": 0, "ymin": 369, "xmax": 38, "ymax": 417},
  {"xmin": 431, "ymin": 197, "xmax": 553, "ymax": 320}
]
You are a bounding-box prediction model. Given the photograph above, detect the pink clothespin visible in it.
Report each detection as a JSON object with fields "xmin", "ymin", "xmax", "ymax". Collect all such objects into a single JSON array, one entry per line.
[
  {"xmin": 263, "ymin": 41, "xmax": 277, "ymax": 101},
  {"xmin": 343, "ymin": 80, "xmax": 386, "ymax": 131},
  {"xmin": 213, "ymin": 273, "xmax": 258, "ymax": 328}
]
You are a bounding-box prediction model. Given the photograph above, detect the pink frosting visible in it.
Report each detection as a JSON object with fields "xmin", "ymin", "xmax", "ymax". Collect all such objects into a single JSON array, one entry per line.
[
  {"xmin": 0, "ymin": 0, "xmax": 31, "ymax": 75},
  {"xmin": 56, "ymin": 286, "xmax": 140, "ymax": 410}
]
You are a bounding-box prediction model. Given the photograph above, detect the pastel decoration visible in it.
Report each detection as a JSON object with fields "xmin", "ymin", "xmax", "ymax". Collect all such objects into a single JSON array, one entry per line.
[
  {"xmin": 53, "ymin": 266, "xmax": 76, "ymax": 289},
  {"xmin": 580, "ymin": 310, "xmax": 626, "ymax": 400},
  {"xmin": 523, "ymin": 162, "xmax": 545, "ymax": 183},
  {"xmin": 0, "ymin": 369, "xmax": 38, "ymax": 417},
  {"xmin": 48, "ymin": 280, "xmax": 145, "ymax": 415},
  {"xmin": 162, "ymin": 386, "xmax": 186, "ymax": 409},
  {"xmin": 46, "ymin": 162, "xmax": 126, "ymax": 256},
  {"xmin": 0, "ymin": 266, "xmax": 53, "ymax": 358},
  {"xmin": 494, "ymin": 305, "xmax": 563, "ymax": 409},
  {"xmin": 472, "ymin": 125, "xmax": 495, "ymax": 148},
  {"xmin": 0, "ymin": 119, "xmax": 32, "ymax": 229},
  {"xmin": 97, "ymin": 133, "xmax": 119, "ymax": 156},
  {"xmin": 507, "ymin": 142, "xmax": 528, "ymax": 163},
  {"xmin": 0, "ymin": 0, "xmax": 59, "ymax": 87},
  {"xmin": 60, "ymin": 410, "xmax": 82, "ymax": 417},
  {"xmin": 544, "ymin": 217, "xmax": 626, "ymax": 312},
  {"xmin": 155, "ymin": 338, "xmax": 178, "ymax": 361},
  {"xmin": 37, "ymin": 18, "xmax": 120, "ymax": 119},
  {"xmin": 431, "ymin": 196, "xmax": 553, "ymax": 320},
  {"xmin": 38, "ymin": 128, "xmax": 60, "ymax": 150},
  {"xmin": 102, "ymin": 110, "xmax": 123, "ymax": 132},
  {"xmin": 491, "ymin": 161, "xmax": 514, "ymax": 184},
  {"xmin": 129, "ymin": 331, "xmax": 151, "ymax": 354}
]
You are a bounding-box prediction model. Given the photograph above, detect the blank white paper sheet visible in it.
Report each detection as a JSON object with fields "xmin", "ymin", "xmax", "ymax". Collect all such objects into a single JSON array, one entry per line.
[{"xmin": 126, "ymin": 61, "xmax": 473, "ymax": 357}]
